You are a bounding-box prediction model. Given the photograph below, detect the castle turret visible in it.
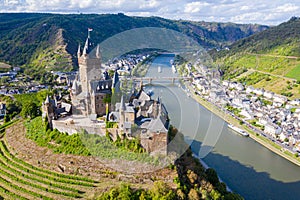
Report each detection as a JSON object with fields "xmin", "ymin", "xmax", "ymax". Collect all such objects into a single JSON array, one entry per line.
[
  {"xmin": 96, "ymin": 44, "xmax": 100, "ymax": 59},
  {"xmin": 120, "ymin": 95, "xmax": 125, "ymax": 111},
  {"xmin": 119, "ymin": 95, "xmax": 126, "ymax": 131},
  {"xmin": 77, "ymin": 44, "xmax": 81, "ymax": 58},
  {"xmin": 112, "ymin": 70, "xmax": 119, "ymax": 90},
  {"xmin": 43, "ymin": 95, "xmax": 54, "ymax": 129},
  {"xmin": 71, "ymin": 80, "xmax": 79, "ymax": 95},
  {"xmin": 45, "ymin": 95, "xmax": 50, "ymax": 105}
]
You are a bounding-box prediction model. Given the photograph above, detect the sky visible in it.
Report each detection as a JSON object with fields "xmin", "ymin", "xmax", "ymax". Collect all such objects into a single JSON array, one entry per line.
[{"xmin": 0, "ymin": 0, "xmax": 299, "ymax": 25}]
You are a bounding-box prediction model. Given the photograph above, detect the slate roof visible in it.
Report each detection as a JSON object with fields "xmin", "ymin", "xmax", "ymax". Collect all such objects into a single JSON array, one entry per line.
[
  {"xmin": 147, "ymin": 116, "xmax": 168, "ymax": 133},
  {"xmin": 90, "ymin": 79, "xmax": 112, "ymax": 94},
  {"xmin": 115, "ymin": 102, "xmax": 135, "ymax": 113}
]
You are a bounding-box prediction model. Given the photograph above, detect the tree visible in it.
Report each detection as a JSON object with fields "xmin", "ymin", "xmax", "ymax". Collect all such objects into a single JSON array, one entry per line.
[
  {"xmin": 205, "ymin": 168, "xmax": 219, "ymax": 186},
  {"xmin": 149, "ymin": 181, "xmax": 176, "ymax": 200},
  {"xmin": 188, "ymin": 188, "xmax": 200, "ymax": 200},
  {"xmin": 0, "ymin": 76, "xmax": 10, "ymax": 85},
  {"xmin": 20, "ymin": 102, "xmax": 39, "ymax": 119}
]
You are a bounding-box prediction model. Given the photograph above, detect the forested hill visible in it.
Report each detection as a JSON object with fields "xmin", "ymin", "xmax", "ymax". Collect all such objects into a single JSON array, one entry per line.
[
  {"xmin": 0, "ymin": 13, "xmax": 268, "ymax": 70},
  {"xmin": 214, "ymin": 17, "xmax": 300, "ymax": 59}
]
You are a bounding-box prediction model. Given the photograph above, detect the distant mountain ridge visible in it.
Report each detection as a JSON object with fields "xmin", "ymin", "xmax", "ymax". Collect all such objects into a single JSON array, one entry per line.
[
  {"xmin": 214, "ymin": 17, "xmax": 300, "ymax": 59},
  {"xmin": 0, "ymin": 13, "xmax": 268, "ymax": 70}
]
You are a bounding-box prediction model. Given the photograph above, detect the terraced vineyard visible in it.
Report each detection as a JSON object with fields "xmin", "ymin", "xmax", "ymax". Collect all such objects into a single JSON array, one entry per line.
[{"xmin": 0, "ymin": 139, "xmax": 99, "ymax": 199}]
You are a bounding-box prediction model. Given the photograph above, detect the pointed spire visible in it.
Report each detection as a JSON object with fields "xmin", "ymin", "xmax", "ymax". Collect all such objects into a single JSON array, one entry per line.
[
  {"xmin": 82, "ymin": 37, "xmax": 89, "ymax": 56},
  {"xmin": 140, "ymin": 80, "xmax": 143, "ymax": 90},
  {"xmin": 120, "ymin": 95, "xmax": 125, "ymax": 111},
  {"xmin": 45, "ymin": 95, "xmax": 50, "ymax": 104},
  {"xmin": 77, "ymin": 44, "xmax": 81, "ymax": 57},
  {"xmin": 82, "ymin": 45, "xmax": 88, "ymax": 56},
  {"xmin": 96, "ymin": 44, "xmax": 100, "ymax": 58},
  {"xmin": 72, "ymin": 80, "xmax": 78, "ymax": 94},
  {"xmin": 112, "ymin": 70, "xmax": 119, "ymax": 88},
  {"xmin": 54, "ymin": 98, "xmax": 57, "ymax": 107}
]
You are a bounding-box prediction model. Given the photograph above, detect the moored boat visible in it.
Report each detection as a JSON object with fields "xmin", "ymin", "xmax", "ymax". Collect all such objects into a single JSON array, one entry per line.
[
  {"xmin": 172, "ymin": 64, "xmax": 177, "ymax": 73},
  {"xmin": 228, "ymin": 124, "xmax": 249, "ymax": 137},
  {"xmin": 158, "ymin": 66, "xmax": 162, "ymax": 73}
]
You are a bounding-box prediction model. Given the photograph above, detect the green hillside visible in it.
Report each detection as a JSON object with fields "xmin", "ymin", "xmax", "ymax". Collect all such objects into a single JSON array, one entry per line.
[
  {"xmin": 214, "ymin": 17, "xmax": 300, "ymax": 99},
  {"xmin": 0, "ymin": 13, "xmax": 268, "ymax": 71}
]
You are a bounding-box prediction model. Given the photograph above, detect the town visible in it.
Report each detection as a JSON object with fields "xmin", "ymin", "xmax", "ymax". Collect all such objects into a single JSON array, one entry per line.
[{"xmin": 189, "ymin": 62, "xmax": 300, "ymax": 155}]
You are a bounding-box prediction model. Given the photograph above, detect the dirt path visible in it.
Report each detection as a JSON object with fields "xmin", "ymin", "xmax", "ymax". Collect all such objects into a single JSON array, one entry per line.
[
  {"xmin": 246, "ymin": 68, "xmax": 296, "ymax": 81},
  {"xmin": 247, "ymin": 53, "xmax": 300, "ymax": 59}
]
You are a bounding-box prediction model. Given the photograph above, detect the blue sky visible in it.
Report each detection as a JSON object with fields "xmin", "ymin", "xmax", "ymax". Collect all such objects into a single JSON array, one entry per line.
[{"xmin": 0, "ymin": 0, "xmax": 299, "ymax": 25}]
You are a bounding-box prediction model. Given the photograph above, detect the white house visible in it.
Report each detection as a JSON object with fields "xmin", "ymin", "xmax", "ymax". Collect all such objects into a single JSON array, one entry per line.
[
  {"xmin": 232, "ymin": 98, "xmax": 243, "ymax": 108},
  {"xmin": 236, "ymin": 83, "xmax": 245, "ymax": 91},
  {"xmin": 229, "ymin": 82, "xmax": 237, "ymax": 89},
  {"xmin": 263, "ymin": 91, "xmax": 274, "ymax": 99},
  {"xmin": 253, "ymin": 88, "xmax": 265, "ymax": 96},
  {"xmin": 279, "ymin": 132, "xmax": 287, "ymax": 142},
  {"xmin": 222, "ymin": 80, "xmax": 229, "ymax": 87},
  {"xmin": 246, "ymin": 86, "xmax": 254, "ymax": 94},
  {"xmin": 240, "ymin": 109, "xmax": 253, "ymax": 120},
  {"xmin": 290, "ymin": 99, "xmax": 300, "ymax": 106},
  {"xmin": 273, "ymin": 95, "xmax": 287, "ymax": 104},
  {"xmin": 264, "ymin": 123, "xmax": 282, "ymax": 138},
  {"xmin": 258, "ymin": 116, "xmax": 271, "ymax": 126}
]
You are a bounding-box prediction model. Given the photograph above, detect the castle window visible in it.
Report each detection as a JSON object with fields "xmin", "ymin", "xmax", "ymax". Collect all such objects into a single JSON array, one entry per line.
[
  {"xmin": 126, "ymin": 117, "xmax": 128, "ymax": 122},
  {"xmin": 101, "ymin": 104, "xmax": 104, "ymax": 107},
  {"xmin": 96, "ymin": 97, "xmax": 99, "ymax": 100},
  {"xmin": 101, "ymin": 96, "xmax": 103, "ymax": 99}
]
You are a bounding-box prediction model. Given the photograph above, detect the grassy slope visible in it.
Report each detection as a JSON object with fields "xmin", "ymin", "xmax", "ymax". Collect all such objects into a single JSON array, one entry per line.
[{"xmin": 215, "ymin": 17, "xmax": 300, "ymax": 99}]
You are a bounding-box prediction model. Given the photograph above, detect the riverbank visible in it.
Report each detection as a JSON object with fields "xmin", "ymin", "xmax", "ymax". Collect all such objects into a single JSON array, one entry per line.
[
  {"xmin": 193, "ymin": 153, "xmax": 232, "ymax": 192},
  {"xmin": 186, "ymin": 84, "xmax": 300, "ymax": 167}
]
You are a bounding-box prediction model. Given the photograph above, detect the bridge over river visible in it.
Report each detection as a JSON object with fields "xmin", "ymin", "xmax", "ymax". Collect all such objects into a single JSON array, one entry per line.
[{"xmin": 127, "ymin": 76, "xmax": 192, "ymax": 84}]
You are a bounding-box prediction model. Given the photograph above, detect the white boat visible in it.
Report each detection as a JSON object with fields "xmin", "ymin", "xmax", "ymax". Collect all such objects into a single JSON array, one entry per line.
[
  {"xmin": 172, "ymin": 64, "xmax": 177, "ymax": 73},
  {"xmin": 170, "ymin": 59, "xmax": 174, "ymax": 65},
  {"xmin": 158, "ymin": 66, "xmax": 162, "ymax": 73},
  {"xmin": 227, "ymin": 124, "xmax": 249, "ymax": 137}
]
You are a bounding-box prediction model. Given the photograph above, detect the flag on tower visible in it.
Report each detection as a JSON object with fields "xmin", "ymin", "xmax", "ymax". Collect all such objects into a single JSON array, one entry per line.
[{"xmin": 88, "ymin": 28, "xmax": 93, "ymax": 32}]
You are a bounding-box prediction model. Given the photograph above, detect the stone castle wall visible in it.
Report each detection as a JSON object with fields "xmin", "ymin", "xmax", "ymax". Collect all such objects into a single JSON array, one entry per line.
[
  {"xmin": 140, "ymin": 132, "xmax": 168, "ymax": 155},
  {"xmin": 52, "ymin": 120, "xmax": 106, "ymax": 136}
]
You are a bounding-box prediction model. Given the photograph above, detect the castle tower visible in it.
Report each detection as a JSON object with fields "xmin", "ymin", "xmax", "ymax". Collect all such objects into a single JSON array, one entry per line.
[
  {"xmin": 78, "ymin": 30, "xmax": 102, "ymax": 95},
  {"xmin": 73, "ymin": 29, "xmax": 105, "ymax": 116},
  {"xmin": 42, "ymin": 95, "xmax": 54, "ymax": 129},
  {"xmin": 119, "ymin": 95, "xmax": 125, "ymax": 131}
]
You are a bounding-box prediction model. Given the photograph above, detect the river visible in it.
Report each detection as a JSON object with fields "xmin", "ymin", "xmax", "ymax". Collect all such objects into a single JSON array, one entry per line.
[{"xmin": 144, "ymin": 54, "xmax": 300, "ymax": 200}]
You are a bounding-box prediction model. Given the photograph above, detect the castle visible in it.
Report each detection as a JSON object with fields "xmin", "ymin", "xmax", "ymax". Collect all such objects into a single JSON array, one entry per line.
[
  {"xmin": 42, "ymin": 31, "xmax": 169, "ymax": 155},
  {"xmin": 71, "ymin": 33, "xmax": 119, "ymax": 117}
]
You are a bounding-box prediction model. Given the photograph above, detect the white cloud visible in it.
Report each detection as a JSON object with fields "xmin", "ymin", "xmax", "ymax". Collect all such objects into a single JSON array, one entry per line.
[
  {"xmin": 184, "ymin": 2, "xmax": 210, "ymax": 13},
  {"xmin": 276, "ymin": 3, "xmax": 299, "ymax": 12},
  {"xmin": 0, "ymin": 0, "xmax": 299, "ymax": 25}
]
